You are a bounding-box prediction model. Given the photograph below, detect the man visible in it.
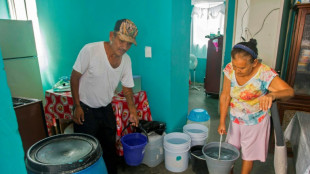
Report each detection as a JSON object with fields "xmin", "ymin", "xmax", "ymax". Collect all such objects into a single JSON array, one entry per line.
[{"xmin": 70, "ymin": 19, "xmax": 139, "ymax": 174}]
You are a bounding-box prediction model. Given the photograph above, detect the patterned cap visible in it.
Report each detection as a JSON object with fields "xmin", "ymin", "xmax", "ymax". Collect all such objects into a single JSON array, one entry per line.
[{"xmin": 114, "ymin": 19, "xmax": 138, "ymax": 45}]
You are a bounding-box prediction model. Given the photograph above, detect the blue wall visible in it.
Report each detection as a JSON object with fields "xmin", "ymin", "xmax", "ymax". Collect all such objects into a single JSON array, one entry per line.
[
  {"xmin": 0, "ymin": 3, "xmax": 26, "ymax": 173},
  {"xmin": 223, "ymin": 0, "xmax": 235, "ymax": 68},
  {"xmin": 171, "ymin": 0, "xmax": 192, "ymax": 131},
  {"xmin": 0, "ymin": 49, "xmax": 27, "ymax": 173},
  {"xmin": 36, "ymin": 0, "xmax": 191, "ymax": 132},
  {"xmin": 0, "ymin": 0, "xmax": 10, "ymax": 19}
]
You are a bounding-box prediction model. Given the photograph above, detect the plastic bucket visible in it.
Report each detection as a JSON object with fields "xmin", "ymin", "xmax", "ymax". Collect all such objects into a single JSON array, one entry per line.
[
  {"xmin": 190, "ymin": 145, "xmax": 209, "ymax": 174},
  {"xmin": 142, "ymin": 132, "xmax": 165, "ymax": 168},
  {"xmin": 121, "ymin": 133, "xmax": 148, "ymax": 166},
  {"xmin": 25, "ymin": 133, "xmax": 108, "ymax": 174},
  {"xmin": 164, "ymin": 132, "xmax": 191, "ymax": 150},
  {"xmin": 187, "ymin": 108, "xmax": 211, "ymax": 138},
  {"xmin": 202, "ymin": 142, "xmax": 240, "ymax": 174},
  {"xmin": 164, "ymin": 132, "xmax": 191, "ymax": 173},
  {"xmin": 191, "ymin": 136, "xmax": 207, "ymax": 147},
  {"xmin": 188, "ymin": 108, "xmax": 210, "ymax": 122},
  {"xmin": 183, "ymin": 124, "xmax": 208, "ymax": 147}
]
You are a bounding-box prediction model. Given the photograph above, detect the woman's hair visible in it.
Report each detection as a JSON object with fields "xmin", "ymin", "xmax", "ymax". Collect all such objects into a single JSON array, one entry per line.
[{"xmin": 231, "ymin": 39, "xmax": 258, "ymax": 63}]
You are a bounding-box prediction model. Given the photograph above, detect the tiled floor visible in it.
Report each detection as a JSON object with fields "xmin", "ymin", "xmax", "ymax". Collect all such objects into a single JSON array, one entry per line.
[{"xmin": 117, "ymin": 83, "xmax": 296, "ymax": 174}]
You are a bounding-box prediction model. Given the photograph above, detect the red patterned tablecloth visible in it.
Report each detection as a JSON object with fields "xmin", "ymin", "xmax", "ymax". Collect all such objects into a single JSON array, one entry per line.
[{"xmin": 44, "ymin": 90, "xmax": 152, "ymax": 156}]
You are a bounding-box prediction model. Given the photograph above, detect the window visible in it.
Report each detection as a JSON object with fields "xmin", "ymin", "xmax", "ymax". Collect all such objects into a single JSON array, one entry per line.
[
  {"xmin": 190, "ymin": 2, "xmax": 225, "ymax": 58},
  {"xmin": 7, "ymin": 0, "xmax": 48, "ymax": 70}
]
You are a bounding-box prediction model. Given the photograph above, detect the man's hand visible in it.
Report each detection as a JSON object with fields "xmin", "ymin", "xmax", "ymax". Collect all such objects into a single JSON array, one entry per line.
[
  {"xmin": 129, "ymin": 112, "xmax": 139, "ymax": 127},
  {"xmin": 122, "ymin": 86, "xmax": 139, "ymax": 127},
  {"xmin": 73, "ymin": 105, "xmax": 84, "ymax": 125},
  {"xmin": 70, "ymin": 70, "xmax": 84, "ymax": 125}
]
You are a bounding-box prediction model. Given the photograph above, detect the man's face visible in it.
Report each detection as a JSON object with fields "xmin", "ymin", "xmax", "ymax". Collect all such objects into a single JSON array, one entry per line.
[{"xmin": 110, "ymin": 33, "xmax": 132, "ymax": 57}]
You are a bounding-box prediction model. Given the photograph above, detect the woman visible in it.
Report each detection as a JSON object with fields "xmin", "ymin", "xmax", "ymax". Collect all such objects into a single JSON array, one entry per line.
[{"xmin": 218, "ymin": 39, "xmax": 294, "ymax": 174}]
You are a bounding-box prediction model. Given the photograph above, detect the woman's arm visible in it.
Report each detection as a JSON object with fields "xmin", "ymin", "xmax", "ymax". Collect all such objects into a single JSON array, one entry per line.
[
  {"xmin": 259, "ymin": 76, "xmax": 294, "ymax": 111},
  {"xmin": 218, "ymin": 75, "xmax": 231, "ymax": 135}
]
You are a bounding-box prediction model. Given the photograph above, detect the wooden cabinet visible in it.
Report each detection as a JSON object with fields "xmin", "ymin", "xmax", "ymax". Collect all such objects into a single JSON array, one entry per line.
[
  {"xmin": 204, "ymin": 36, "xmax": 223, "ymax": 95},
  {"xmin": 269, "ymin": 4, "xmax": 310, "ymax": 154},
  {"xmin": 278, "ymin": 3, "xmax": 310, "ymax": 135},
  {"xmin": 13, "ymin": 97, "xmax": 48, "ymax": 155}
]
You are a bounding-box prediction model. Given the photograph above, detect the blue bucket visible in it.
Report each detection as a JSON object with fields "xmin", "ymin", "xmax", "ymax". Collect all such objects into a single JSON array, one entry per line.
[
  {"xmin": 25, "ymin": 133, "xmax": 108, "ymax": 174},
  {"xmin": 121, "ymin": 133, "xmax": 148, "ymax": 166}
]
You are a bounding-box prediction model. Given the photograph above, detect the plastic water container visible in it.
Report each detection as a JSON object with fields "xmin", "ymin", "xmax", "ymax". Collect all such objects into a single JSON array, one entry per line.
[
  {"xmin": 25, "ymin": 133, "xmax": 108, "ymax": 174},
  {"xmin": 187, "ymin": 108, "xmax": 210, "ymax": 138},
  {"xmin": 164, "ymin": 132, "xmax": 191, "ymax": 173},
  {"xmin": 183, "ymin": 123, "xmax": 208, "ymax": 147},
  {"xmin": 142, "ymin": 132, "xmax": 165, "ymax": 167},
  {"xmin": 121, "ymin": 133, "xmax": 148, "ymax": 166},
  {"xmin": 202, "ymin": 142, "xmax": 240, "ymax": 174},
  {"xmin": 190, "ymin": 145, "xmax": 209, "ymax": 174}
]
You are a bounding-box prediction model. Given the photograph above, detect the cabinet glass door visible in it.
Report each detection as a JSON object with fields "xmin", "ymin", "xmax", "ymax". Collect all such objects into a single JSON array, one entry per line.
[{"xmin": 294, "ymin": 14, "xmax": 310, "ymax": 95}]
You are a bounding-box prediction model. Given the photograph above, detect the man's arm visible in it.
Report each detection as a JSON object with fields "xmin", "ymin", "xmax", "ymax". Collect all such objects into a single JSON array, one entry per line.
[
  {"xmin": 70, "ymin": 70, "xmax": 84, "ymax": 125},
  {"xmin": 122, "ymin": 86, "xmax": 139, "ymax": 126}
]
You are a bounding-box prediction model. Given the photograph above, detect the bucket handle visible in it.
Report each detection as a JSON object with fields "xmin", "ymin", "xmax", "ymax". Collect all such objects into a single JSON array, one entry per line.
[
  {"xmin": 121, "ymin": 122, "xmax": 135, "ymax": 137},
  {"xmin": 121, "ymin": 122, "xmax": 149, "ymax": 142}
]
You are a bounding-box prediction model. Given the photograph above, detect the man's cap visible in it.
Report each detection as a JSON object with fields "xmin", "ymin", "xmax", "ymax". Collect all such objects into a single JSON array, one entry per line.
[{"xmin": 114, "ymin": 19, "xmax": 138, "ymax": 45}]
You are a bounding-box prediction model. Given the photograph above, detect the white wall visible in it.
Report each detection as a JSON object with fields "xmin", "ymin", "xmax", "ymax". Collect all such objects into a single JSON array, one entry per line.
[{"xmin": 234, "ymin": 0, "xmax": 283, "ymax": 68}]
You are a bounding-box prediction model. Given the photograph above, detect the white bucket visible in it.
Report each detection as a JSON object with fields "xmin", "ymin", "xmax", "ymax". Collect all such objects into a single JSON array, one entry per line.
[
  {"xmin": 164, "ymin": 132, "xmax": 191, "ymax": 173},
  {"xmin": 164, "ymin": 132, "xmax": 191, "ymax": 149},
  {"xmin": 183, "ymin": 124, "xmax": 208, "ymax": 146},
  {"xmin": 187, "ymin": 108, "xmax": 211, "ymax": 138},
  {"xmin": 191, "ymin": 136, "xmax": 208, "ymax": 147}
]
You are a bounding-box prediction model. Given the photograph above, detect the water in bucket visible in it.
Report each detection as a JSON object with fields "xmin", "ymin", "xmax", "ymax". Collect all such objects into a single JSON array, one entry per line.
[
  {"xmin": 202, "ymin": 142, "xmax": 240, "ymax": 174},
  {"xmin": 187, "ymin": 108, "xmax": 210, "ymax": 136},
  {"xmin": 183, "ymin": 123, "xmax": 208, "ymax": 147},
  {"xmin": 204, "ymin": 147, "xmax": 239, "ymax": 160},
  {"xmin": 187, "ymin": 128, "xmax": 206, "ymax": 133},
  {"xmin": 167, "ymin": 138, "xmax": 189, "ymax": 144}
]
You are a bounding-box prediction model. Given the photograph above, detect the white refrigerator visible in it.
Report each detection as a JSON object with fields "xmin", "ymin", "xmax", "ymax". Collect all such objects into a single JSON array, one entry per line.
[{"xmin": 0, "ymin": 19, "xmax": 44, "ymax": 101}]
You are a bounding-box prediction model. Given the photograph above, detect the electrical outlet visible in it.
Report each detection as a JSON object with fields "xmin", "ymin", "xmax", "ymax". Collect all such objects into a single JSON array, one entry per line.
[{"xmin": 145, "ymin": 46, "xmax": 152, "ymax": 58}]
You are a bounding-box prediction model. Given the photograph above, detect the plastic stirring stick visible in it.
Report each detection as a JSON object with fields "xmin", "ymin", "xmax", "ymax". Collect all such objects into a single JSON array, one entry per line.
[{"xmin": 218, "ymin": 133, "xmax": 223, "ymax": 160}]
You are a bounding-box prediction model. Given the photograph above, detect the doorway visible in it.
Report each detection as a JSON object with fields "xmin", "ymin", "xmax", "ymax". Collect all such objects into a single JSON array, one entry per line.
[{"xmin": 189, "ymin": 1, "xmax": 225, "ymax": 95}]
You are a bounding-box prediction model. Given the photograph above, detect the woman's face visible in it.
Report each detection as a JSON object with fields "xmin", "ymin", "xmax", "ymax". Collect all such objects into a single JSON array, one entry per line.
[{"xmin": 232, "ymin": 53, "xmax": 257, "ymax": 77}]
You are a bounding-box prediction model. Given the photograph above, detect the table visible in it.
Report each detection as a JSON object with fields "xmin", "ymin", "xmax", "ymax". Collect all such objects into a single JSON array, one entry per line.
[
  {"xmin": 284, "ymin": 111, "xmax": 310, "ymax": 174},
  {"xmin": 44, "ymin": 90, "xmax": 152, "ymax": 155}
]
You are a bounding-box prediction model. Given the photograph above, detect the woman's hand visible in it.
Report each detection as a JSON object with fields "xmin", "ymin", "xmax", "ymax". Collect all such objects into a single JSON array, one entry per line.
[
  {"xmin": 259, "ymin": 93, "xmax": 275, "ymax": 111},
  {"xmin": 218, "ymin": 122, "xmax": 227, "ymax": 135},
  {"xmin": 73, "ymin": 105, "xmax": 84, "ymax": 125}
]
